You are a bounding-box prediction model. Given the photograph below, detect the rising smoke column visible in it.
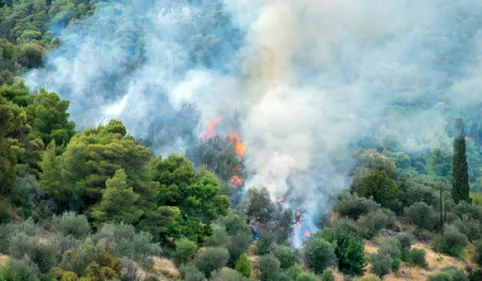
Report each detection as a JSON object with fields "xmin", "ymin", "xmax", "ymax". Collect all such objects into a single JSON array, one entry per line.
[{"xmin": 25, "ymin": 0, "xmax": 482, "ymax": 246}]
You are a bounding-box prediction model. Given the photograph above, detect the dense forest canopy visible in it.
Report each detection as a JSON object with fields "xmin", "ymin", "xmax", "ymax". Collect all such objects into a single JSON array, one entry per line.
[{"xmin": 3, "ymin": 0, "xmax": 482, "ymax": 281}]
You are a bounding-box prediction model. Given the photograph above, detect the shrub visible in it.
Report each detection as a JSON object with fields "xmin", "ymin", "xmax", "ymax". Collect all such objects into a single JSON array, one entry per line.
[
  {"xmin": 51, "ymin": 211, "xmax": 91, "ymax": 239},
  {"xmin": 432, "ymin": 225, "xmax": 468, "ymax": 257},
  {"xmin": 296, "ymin": 273, "xmax": 318, "ymax": 281},
  {"xmin": 453, "ymin": 202, "xmax": 482, "ymax": 221},
  {"xmin": 408, "ymin": 248, "xmax": 427, "ymax": 268},
  {"xmin": 304, "ymin": 237, "xmax": 337, "ymax": 274},
  {"xmin": 352, "ymin": 170, "xmax": 399, "ymax": 209},
  {"xmin": 453, "ymin": 219, "xmax": 482, "ymax": 242},
  {"xmin": 377, "ymin": 238, "xmax": 402, "ymax": 271},
  {"xmin": 179, "ymin": 263, "xmax": 204, "ymax": 281},
  {"xmin": 284, "ymin": 264, "xmax": 303, "ymax": 280},
  {"xmin": 440, "ymin": 267, "xmax": 469, "ymax": 281},
  {"xmin": 228, "ymin": 232, "xmax": 252, "ymax": 264},
  {"xmin": 428, "ymin": 272, "xmax": 453, "ymax": 281},
  {"xmin": 8, "ymin": 233, "xmax": 57, "ymax": 273},
  {"xmin": 92, "ymin": 223, "xmax": 161, "ymax": 260},
  {"xmin": 256, "ymin": 231, "xmax": 276, "ymax": 255},
  {"xmin": 401, "ymin": 181, "xmax": 437, "ymax": 207},
  {"xmin": 370, "ymin": 253, "xmax": 392, "ymax": 277},
  {"xmin": 321, "ymin": 268, "xmax": 335, "ymax": 281},
  {"xmin": 331, "ymin": 218, "xmax": 362, "ymax": 236},
  {"xmin": 359, "ymin": 273, "xmax": 382, "ymax": 281},
  {"xmin": 269, "ymin": 244, "xmax": 297, "ymax": 269},
  {"xmin": 211, "ymin": 269, "xmax": 249, "ymax": 281},
  {"xmin": 59, "ymin": 239, "xmax": 109, "ymax": 275},
  {"xmin": 219, "ymin": 213, "xmax": 251, "ymax": 236},
  {"xmin": 405, "ymin": 202, "xmax": 436, "ymax": 230},
  {"xmin": 258, "ymin": 254, "xmax": 280, "ymax": 281},
  {"xmin": 173, "ymin": 238, "xmax": 198, "ymax": 266},
  {"xmin": 0, "ymin": 201, "xmax": 11, "ymax": 225},
  {"xmin": 205, "ymin": 224, "xmax": 229, "ymax": 247},
  {"xmin": 396, "ymin": 233, "xmax": 412, "ymax": 261},
  {"xmin": 1, "ymin": 256, "xmax": 40, "ymax": 281},
  {"xmin": 359, "ymin": 209, "xmax": 395, "ymax": 239},
  {"xmin": 474, "ymin": 240, "xmax": 482, "ymax": 266},
  {"xmin": 0, "ymin": 219, "xmax": 39, "ymax": 253},
  {"xmin": 333, "ymin": 232, "xmax": 367, "ymax": 276},
  {"xmin": 194, "ymin": 247, "xmax": 229, "ymax": 277},
  {"xmin": 335, "ymin": 193, "xmax": 380, "ymax": 220},
  {"xmin": 235, "ymin": 253, "xmax": 251, "ymax": 278}
]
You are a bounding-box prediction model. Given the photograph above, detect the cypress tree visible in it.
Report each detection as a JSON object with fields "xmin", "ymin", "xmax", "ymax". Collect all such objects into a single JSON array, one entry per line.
[{"xmin": 452, "ymin": 118, "xmax": 470, "ymax": 204}]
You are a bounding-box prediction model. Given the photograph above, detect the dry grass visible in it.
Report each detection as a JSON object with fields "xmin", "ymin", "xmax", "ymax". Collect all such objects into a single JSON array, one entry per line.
[
  {"xmin": 150, "ymin": 256, "xmax": 179, "ymax": 278},
  {"xmin": 362, "ymin": 240, "xmax": 471, "ymax": 281},
  {"xmin": 0, "ymin": 255, "xmax": 8, "ymax": 268}
]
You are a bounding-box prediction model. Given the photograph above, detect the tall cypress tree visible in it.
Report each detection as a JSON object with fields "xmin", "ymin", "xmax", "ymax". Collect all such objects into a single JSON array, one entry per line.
[{"xmin": 452, "ymin": 118, "xmax": 470, "ymax": 203}]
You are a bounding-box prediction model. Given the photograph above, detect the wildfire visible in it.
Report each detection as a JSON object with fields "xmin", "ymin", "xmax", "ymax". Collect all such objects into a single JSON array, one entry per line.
[
  {"xmin": 304, "ymin": 231, "xmax": 311, "ymax": 237},
  {"xmin": 229, "ymin": 132, "xmax": 247, "ymax": 158},
  {"xmin": 200, "ymin": 117, "xmax": 221, "ymax": 141},
  {"xmin": 229, "ymin": 175, "xmax": 245, "ymax": 187}
]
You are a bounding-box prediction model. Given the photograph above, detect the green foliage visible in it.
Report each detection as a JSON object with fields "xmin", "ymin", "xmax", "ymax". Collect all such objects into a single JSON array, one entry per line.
[
  {"xmin": 296, "ymin": 273, "xmax": 318, "ymax": 281},
  {"xmin": 370, "ymin": 252, "xmax": 392, "ymax": 277},
  {"xmin": 218, "ymin": 213, "xmax": 251, "ymax": 236},
  {"xmin": 90, "ymin": 169, "xmax": 143, "ymax": 226},
  {"xmin": 335, "ymin": 192, "xmax": 380, "ymax": 220},
  {"xmin": 210, "ymin": 268, "xmax": 249, "ymax": 281},
  {"xmin": 304, "ymin": 236, "xmax": 337, "ymax": 274},
  {"xmin": 428, "ymin": 272, "xmax": 454, "ymax": 281},
  {"xmin": 0, "ymin": 257, "xmax": 40, "ymax": 281},
  {"xmin": 269, "ymin": 244, "xmax": 297, "ymax": 269},
  {"xmin": 51, "ymin": 211, "xmax": 91, "ymax": 239},
  {"xmin": 321, "ymin": 268, "xmax": 335, "ymax": 281},
  {"xmin": 396, "ymin": 233, "xmax": 412, "ymax": 261},
  {"xmin": 452, "ymin": 118, "xmax": 470, "ymax": 204},
  {"xmin": 429, "ymin": 267, "xmax": 469, "ymax": 281},
  {"xmin": 407, "ymin": 248, "xmax": 428, "ymax": 268},
  {"xmin": 228, "ymin": 232, "xmax": 252, "ymax": 264},
  {"xmin": 245, "ymin": 187, "xmax": 273, "ymax": 223},
  {"xmin": 352, "ymin": 170, "xmax": 399, "ymax": 209},
  {"xmin": 179, "ymin": 263, "xmax": 204, "ymax": 281},
  {"xmin": 234, "ymin": 253, "xmax": 251, "ymax": 278},
  {"xmin": 137, "ymin": 205, "xmax": 182, "ymax": 244},
  {"xmin": 359, "ymin": 209, "xmax": 396, "ymax": 239},
  {"xmin": 359, "ymin": 274, "xmax": 382, "ymax": 281},
  {"xmin": 405, "ymin": 201, "xmax": 437, "ymax": 230},
  {"xmin": 258, "ymin": 254, "xmax": 281, "ymax": 281},
  {"xmin": 152, "ymin": 155, "xmax": 229, "ymax": 243},
  {"xmin": 205, "ymin": 224, "xmax": 229, "ymax": 247},
  {"xmin": 332, "ymin": 231, "xmax": 367, "ymax": 276},
  {"xmin": 194, "ymin": 247, "xmax": 229, "ymax": 277},
  {"xmin": 426, "ymin": 148, "xmax": 453, "ymax": 180},
  {"xmin": 173, "ymin": 238, "xmax": 198, "ymax": 266},
  {"xmin": 432, "ymin": 225, "xmax": 468, "ymax": 257},
  {"xmin": 474, "ymin": 240, "xmax": 482, "ymax": 266},
  {"xmin": 0, "ymin": 201, "xmax": 11, "ymax": 224}
]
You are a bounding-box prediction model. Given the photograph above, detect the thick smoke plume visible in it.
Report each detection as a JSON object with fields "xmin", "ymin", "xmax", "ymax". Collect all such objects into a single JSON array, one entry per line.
[{"xmin": 25, "ymin": 0, "xmax": 482, "ymax": 246}]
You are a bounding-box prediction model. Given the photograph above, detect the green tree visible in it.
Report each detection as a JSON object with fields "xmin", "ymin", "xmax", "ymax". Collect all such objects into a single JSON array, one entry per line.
[
  {"xmin": 304, "ymin": 236, "xmax": 337, "ymax": 274},
  {"xmin": 333, "ymin": 231, "xmax": 367, "ymax": 276},
  {"xmin": 90, "ymin": 169, "xmax": 144, "ymax": 226},
  {"xmin": 235, "ymin": 253, "xmax": 251, "ymax": 278},
  {"xmin": 152, "ymin": 155, "xmax": 229, "ymax": 243},
  {"xmin": 452, "ymin": 118, "xmax": 470, "ymax": 203},
  {"xmin": 258, "ymin": 254, "xmax": 280, "ymax": 281},
  {"xmin": 172, "ymin": 238, "xmax": 198, "ymax": 266},
  {"xmin": 194, "ymin": 247, "xmax": 229, "ymax": 277},
  {"xmin": 245, "ymin": 187, "xmax": 273, "ymax": 223},
  {"xmin": 353, "ymin": 170, "xmax": 398, "ymax": 209}
]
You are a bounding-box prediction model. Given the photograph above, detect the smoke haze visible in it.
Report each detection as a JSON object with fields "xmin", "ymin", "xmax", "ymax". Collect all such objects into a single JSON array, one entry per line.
[{"xmin": 25, "ymin": 0, "xmax": 482, "ymax": 245}]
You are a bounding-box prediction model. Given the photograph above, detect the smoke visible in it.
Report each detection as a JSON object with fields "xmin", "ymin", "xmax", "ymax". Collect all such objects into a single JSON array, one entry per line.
[{"xmin": 24, "ymin": 0, "xmax": 482, "ymax": 245}]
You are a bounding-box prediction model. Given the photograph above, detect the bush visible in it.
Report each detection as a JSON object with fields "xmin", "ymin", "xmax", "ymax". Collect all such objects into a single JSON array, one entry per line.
[
  {"xmin": 335, "ymin": 193, "xmax": 380, "ymax": 220},
  {"xmin": 454, "ymin": 219, "xmax": 482, "ymax": 242},
  {"xmin": 359, "ymin": 209, "xmax": 395, "ymax": 239},
  {"xmin": 235, "ymin": 253, "xmax": 251, "ymax": 278},
  {"xmin": 352, "ymin": 170, "xmax": 399, "ymax": 209},
  {"xmin": 1, "ymin": 256, "xmax": 40, "ymax": 281},
  {"xmin": 205, "ymin": 224, "xmax": 229, "ymax": 247},
  {"xmin": 258, "ymin": 254, "xmax": 280, "ymax": 281},
  {"xmin": 333, "ymin": 232, "xmax": 367, "ymax": 276},
  {"xmin": 194, "ymin": 247, "xmax": 229, "ymax": 277},
  {"xmin": 284, "ymin": 264, "xmax": 303, "ymax": 280},
  {"xmin": 8, "ymin": 232, "xmax": 57, "ymax": 273},
  {"xmin": 378, "ymin": 238, "xmax": 402, "ymax": 271},
  {"xmin": 405, "ymin": 202, "xmax": 437, "ymax": 230},
  {"xmin": 428, "ymin": 272, "xmax": 453, "ymax": 281},
  {"xmin": 219, "ymin": 213, "xmax": 251, "ymax": 236},
  {"xmin": 59, "ymin": 239, "xmax": 109, "ymax": 275},
  {"xmin": 296, "ymin": 273, "xmax": 318, "ymax": 281},
  {"xmin": 370, "ymin": 253, "xmax": 392, "ymax": 277},
  {"xmin": 303, "ymin": 237, "xmax": 337, "ymax": 274},
  {"xmin": 228, "ymin": 232, "xmax": 252, "ymax": 264},
  {"xmin": 396, "ymin": 233, "xmax": 412, "ymax": 261},
  {"xmin": 408, "ymin": 248, "xmax": 427, "ymax": 268},
  {"xmin": 0, "ymin": 219, "xmax": 39, "ymax": 253},
  {"xmin": 180, "ymin": 263, "xmax": 204, "ymax": 281},
  {"xmin": 321, "ymin": 268, "xmax": 335, "ymax": 281},
  {"xmin": 211, "ymin": 269, "xmax": 249, "ymax": 281},
  {"xmin": 359, "ymin": 273, "xmax": 382, "ymax": 281},
  {"xmin": 441, "ymin": 267, "xmax": 468, "ymax": 281},
  {"xmin": 92, "ymin": 223, "xmax": 161, "ymax": 260},
  {"xmin": 256, "ymin": 231, "xmax": 276, "ymax": 255},
  {"xmin": 453, "ymin": 202, "xmax": 482, "ymax": 221},
  {"xmin": 173, "ymin": 238, "xmax": 198, "ymax": 266},
  {"xmin": 0, "ymin": 201, "xmax": 11, "ymax": 224},
  {"xmin": 269, "ymin": 244, "xmax": 297, "ymax": 269},
  {"xmin": 51, "ymin": 211, "xmax": 91, "ymax": 239},
  {"xmin": 432, "ymin": 225, "xmax": 468, "ymax": 257},
  {"xmin": 474, "ymin": 240, "xmax": 482, "ymax": 266}
]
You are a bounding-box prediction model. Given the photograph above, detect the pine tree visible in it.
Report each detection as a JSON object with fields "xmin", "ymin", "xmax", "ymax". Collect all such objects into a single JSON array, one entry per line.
[
  {"xmin": 91, "ymin": 169, "xmax": 143, "ymax": 226},
  {"xmin": 452, "ymin": 118, "xmax": 470, "ymax": 204}
]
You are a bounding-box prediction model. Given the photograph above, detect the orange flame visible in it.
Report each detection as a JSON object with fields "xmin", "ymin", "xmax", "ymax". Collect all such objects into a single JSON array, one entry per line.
[
  {"xmin": 229, "ymin": 175, "xmax": 245, "ymax": 187},
  {"xmin": 304, "ymin": 231, "xmax": 311, "ymax": 237},
  {"xmin": 203, "ymin": 118, "xmax": 220, "ymax": 139},
  {"xmin": 229, "ymin": 132, "xmax": 247, "ymax": 158}
]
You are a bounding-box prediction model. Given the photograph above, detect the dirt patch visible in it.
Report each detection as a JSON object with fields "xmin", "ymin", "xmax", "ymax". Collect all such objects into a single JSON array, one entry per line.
[{"xmin": 0, "ymin": 255, "xmax": 8, "ymax": 268}]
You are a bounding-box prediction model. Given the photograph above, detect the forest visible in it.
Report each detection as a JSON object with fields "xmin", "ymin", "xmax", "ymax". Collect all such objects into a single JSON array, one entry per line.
[{"xmin": 3, "ymin": 0, "xmax": 482, "ymax": 281}]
